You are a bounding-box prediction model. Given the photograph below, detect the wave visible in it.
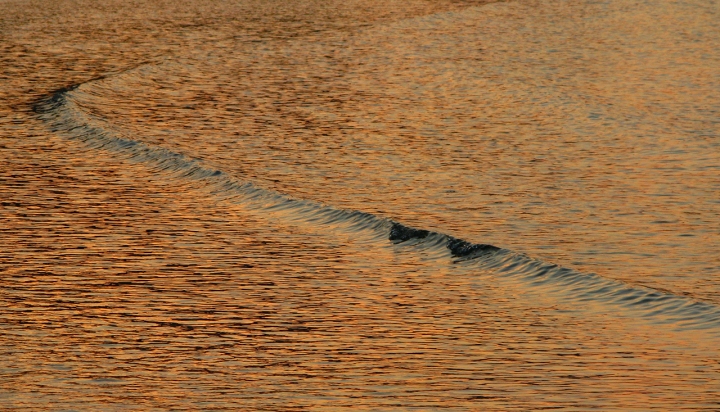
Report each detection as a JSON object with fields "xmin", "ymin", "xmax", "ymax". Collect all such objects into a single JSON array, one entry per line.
[{"xmin": 33, "ymin": 75, "xmax": 720, "ymax": 334}]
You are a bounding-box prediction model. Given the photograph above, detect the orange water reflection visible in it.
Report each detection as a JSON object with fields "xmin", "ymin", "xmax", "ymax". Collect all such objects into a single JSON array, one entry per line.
[{"xmin": 2, "ymin": 0, "xmax": 720, "ymax": 409}]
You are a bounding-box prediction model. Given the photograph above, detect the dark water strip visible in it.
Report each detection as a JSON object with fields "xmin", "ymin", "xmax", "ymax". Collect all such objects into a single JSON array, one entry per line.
[{"xmin": 33, "ymin": 76, "xmax": 720, "ymax": 334}]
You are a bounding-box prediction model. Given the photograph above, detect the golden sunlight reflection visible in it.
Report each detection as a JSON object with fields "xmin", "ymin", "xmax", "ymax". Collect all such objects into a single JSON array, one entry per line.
[{"xmin": 1, "ymin": 0, "xmax": 719, "ymax": 409}]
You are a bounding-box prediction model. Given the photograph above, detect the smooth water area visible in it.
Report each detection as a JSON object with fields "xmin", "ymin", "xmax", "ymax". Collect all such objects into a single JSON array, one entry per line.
[{"xmin": 2, "ymin": 0, "xmax": 719, "ymax": 409}]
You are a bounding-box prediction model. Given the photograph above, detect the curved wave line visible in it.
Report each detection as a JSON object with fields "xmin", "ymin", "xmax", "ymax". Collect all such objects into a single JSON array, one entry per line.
[{"xmin": 33, "ymin": 76, "xmax": 720, "ymax": 334}]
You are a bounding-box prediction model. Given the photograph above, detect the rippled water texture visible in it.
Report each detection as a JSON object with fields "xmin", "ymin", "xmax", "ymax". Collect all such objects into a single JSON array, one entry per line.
[{"xmin": 2, "ymin": 0, "xmax": 720, "ymax": 409}]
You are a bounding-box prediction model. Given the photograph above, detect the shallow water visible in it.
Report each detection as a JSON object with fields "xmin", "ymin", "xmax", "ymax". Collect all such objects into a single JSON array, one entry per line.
[{"xmin": 2, "ymin": 0, "xmax": 720, "ymax": 409}]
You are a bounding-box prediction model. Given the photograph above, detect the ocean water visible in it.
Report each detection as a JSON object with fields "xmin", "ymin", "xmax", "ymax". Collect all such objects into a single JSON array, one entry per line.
[{"xmin": 2, "ymin": 0, "xmax": 719, "ymax": 409}]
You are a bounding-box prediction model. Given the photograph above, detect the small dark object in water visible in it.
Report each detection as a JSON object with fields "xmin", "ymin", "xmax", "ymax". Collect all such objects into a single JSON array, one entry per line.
[
  {"xmin": 447, "ymin": 237, "xmax": 500, "ymax": 257},
  {"xmin": 389, "ymin": 222, "xmax": 430, "ymax": 242}
]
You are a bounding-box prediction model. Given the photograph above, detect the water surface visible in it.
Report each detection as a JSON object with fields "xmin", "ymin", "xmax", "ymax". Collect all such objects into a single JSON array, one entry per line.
[{"xmin": 2, "ymin": 0, "xmax": 720, "ymax": 409}]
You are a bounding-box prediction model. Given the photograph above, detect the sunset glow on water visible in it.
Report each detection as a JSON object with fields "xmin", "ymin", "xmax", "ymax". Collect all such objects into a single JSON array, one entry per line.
[{"xmin": 1, "ymin": 0, "xmax": 719, "ymax": 409}]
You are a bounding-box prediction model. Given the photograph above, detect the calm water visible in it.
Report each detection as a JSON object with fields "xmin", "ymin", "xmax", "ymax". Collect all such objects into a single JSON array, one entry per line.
[{"xmin": 2, "ymin": 0, "xmax": 719, "ymax": 409}]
